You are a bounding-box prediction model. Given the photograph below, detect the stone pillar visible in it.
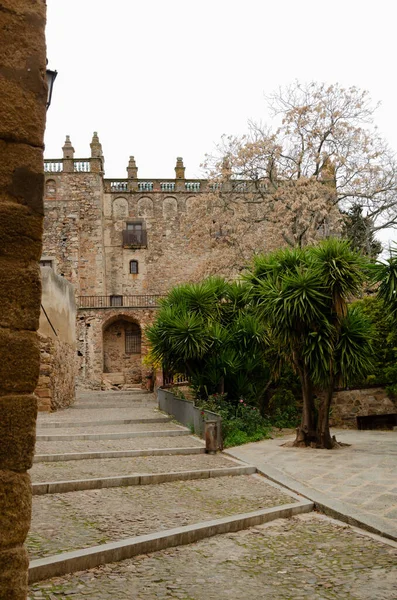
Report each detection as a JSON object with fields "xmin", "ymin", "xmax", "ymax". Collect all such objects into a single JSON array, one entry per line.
[
  {"xmin": 90, "ymin": 131, "xmax": 104, "ymax": 174},
  {"xmin": 0, "ymin": 1, "xmax": 47, "ymax": 598},
  {"xmin": 62, "ymin": 135, "xmax": 74, "ymax": 173},
  {"xmin": 175, "ymin": 157, "xmax": 185, "ymax": 192},
  {"xmin": 127, "ymin": 156, "xmax": 138, "ymax": 191}
]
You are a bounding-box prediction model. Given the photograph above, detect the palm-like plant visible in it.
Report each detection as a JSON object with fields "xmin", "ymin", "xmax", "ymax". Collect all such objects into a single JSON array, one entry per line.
[
  {"xmin": 246, "ymin": 239, "xmax": 374, "ymax": 448},
  {"xmin": 146, "ymin": 278, "xmax": 269, "ymax": 401}
]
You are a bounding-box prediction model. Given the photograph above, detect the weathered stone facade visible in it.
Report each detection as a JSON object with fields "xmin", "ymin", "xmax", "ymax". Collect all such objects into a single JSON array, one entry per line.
[
  {"xmin": 43, "ymin": 136, "xmax": 236, "ymax": 387},
  {"xmin": 330, "ymin": 387, "xmax": 396, "ymax": 428},
  {"xmin": 0, "ymin": 1, "xmax": 47, "ymax": 596}
]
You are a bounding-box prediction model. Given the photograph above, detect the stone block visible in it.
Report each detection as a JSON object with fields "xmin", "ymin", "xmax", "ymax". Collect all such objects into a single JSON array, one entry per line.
[
  {"xmin": 0, "ymin": 328, "xmax": 40, "ymax": 394},
  {"xmin": 0, "ymin": 141, "xmax": 44, "ymax": 213},
  {"xmin": 0, "ymin": 546, "xmax": 29, "ymax": 600},
  {"xmin": 0, "ymin": 395, "xmax": 37, "ymax": 471},
  {"xmin": 0, "ymin": 470, "xmax": 32, "ymax": 548},
  {"xmin": 0, "ymin": 200, "xmax": 42, "ymax": 260},
  {"xmin": 0, "ymin": 257, "xmax": 41, "ymax": 331}
]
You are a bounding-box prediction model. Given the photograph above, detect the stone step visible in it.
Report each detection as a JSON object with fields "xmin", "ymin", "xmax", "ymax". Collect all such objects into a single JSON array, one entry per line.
[
  {"xmin": 71, "ymin": 402, "xmax": 155, "ymax": 409},
  {"xmin": 29, "ymin": 501, "xmax": 312, "ymax": 583},
  {"xmin": 31, "ymin": 453, "xmax": 237, "ymax": 481},
  {"xmin": 34, "ymin": 435, "xmax": 204, "ymax": 455},
  {"xmin": 28, "ymin": 473, "xmax": 301, "ymax": 564},
  {"xmin": 35, "ymin": 429, "xmax": 190, "ymax": 442},
  {"xmin": 36, "ymin": 417, "xmax": 171, "ymax": 429},
  {"xmin": 32, "ymin": 465, "xmax": 257, "ymax": 495},
  {"xmin": 33, "ymin": 446, "xmax": 206, "ymax": 463}
]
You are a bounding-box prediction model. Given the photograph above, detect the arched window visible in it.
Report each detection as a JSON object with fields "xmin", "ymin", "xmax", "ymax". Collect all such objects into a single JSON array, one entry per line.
[
  {"xmin": 45, "ymin": 179, "xmax": 56, "ymax": 198},
  {"xmin": 129, "ymin": 260, "xmax": 138, "ymax": 274}
]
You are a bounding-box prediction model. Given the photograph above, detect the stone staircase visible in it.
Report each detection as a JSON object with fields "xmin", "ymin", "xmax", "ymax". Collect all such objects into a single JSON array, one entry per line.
[{"xmin": 28, "ymin": 389, "xmax": 312, "ymax": 592}]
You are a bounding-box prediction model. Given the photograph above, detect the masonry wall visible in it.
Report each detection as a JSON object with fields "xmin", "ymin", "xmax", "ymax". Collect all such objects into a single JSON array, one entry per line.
[
  {"xmin": 36, "ymin": 268, "xmax": 77, "ymax": 411},
  {"xmin": 0, "ymin": 1, "xmax": 47, "ymax": 596},
  {"xmin": 330, "ymin": 387, "xmax": 396, "ymax": 428}
]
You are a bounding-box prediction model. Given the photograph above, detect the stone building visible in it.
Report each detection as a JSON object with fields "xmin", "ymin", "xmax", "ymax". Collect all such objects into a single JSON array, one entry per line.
[
  {"xmin": 43, "ymin": 133, "xmax": 336, "ymax": 389},
  {"xmin": 43, "ymin": 134, "xmax": 225, "ymax": 388}
]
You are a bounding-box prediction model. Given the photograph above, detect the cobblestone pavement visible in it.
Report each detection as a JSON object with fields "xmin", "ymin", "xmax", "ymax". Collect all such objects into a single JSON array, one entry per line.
[
  {"xmin": 30, "ymin": 454, "xmax": 237, "ymax": 482},
  {"xmin": 34, "ymin": 435, "xmax": 203, "ymax": 455},
  {"xmin": 228, "ymin": 429, "xmax": 397, "ymax": 536},
  {"xmin": 28, "ymin": 475, "xmax": 292, "ymax": 558},
  {"xmin": 29, "ymin": 513, "xmax": 397, "ymax": 600}
]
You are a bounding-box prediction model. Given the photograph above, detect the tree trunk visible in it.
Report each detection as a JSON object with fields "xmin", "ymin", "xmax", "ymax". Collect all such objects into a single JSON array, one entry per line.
[
  {"xmin": 316, "ymin": 378, "xmax": 335, "ymax": 449},
  {"xmin": 293, "ymin": 365, "xmax": 317, "ymax": 447}
]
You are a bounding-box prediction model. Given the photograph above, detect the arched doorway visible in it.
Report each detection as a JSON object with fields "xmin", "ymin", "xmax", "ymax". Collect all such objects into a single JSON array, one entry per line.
[{"xmin": 103, "ymin": 317, "xmax": 142, "ymax": 384}]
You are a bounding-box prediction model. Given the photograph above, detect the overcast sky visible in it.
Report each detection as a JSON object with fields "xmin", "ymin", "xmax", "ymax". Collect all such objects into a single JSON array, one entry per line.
[{"xmin": 45, "ymin": 0, "xmax": 396, "ymax": 245}]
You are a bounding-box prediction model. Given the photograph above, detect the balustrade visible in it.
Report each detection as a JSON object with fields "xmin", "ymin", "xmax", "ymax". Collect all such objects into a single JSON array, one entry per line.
[
  {"xmin": 185, "ymin": 182, "xmax": 201, "ymax": 192},
  {"xmin": 161, "ymin": 182, "xmax": 175, "ymax": 192},
  {"xmin": 74, "ymin": 161, "xmax": 91, "ymax": 172},
  {"xmin": 138, "ymin": 182, "xmax": 154, "ymax": 192},
  {"xmin": 110, "ymin": 181, "xmax": 128, "ymax": 192},
  {"xmin": 44, "ymin": 160, "xmax": 63, "ymax": 173}
]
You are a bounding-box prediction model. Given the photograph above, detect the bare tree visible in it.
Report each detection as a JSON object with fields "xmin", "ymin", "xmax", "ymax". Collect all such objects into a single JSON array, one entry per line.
[{"xmin": 187, "ymin": 82, "xmax": 397, "ymax": 278}]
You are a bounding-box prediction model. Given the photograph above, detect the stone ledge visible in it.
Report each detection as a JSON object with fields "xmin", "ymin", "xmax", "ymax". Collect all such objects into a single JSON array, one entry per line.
[
  {"xmin": 35, "ymin": 429, "xmax": 190, "ymax": 442},
  {"xmin": 28, "ymin": 501, "xmax": 313, "ymax": 583},
  {"xmin": 31, "ymin": 465, "xmax": 257, "ymax": 495},
  {"xmin": 36, "ymin": 417, "xmax": 171, "ymax": 429},
  {"xmin": 33, "ymin": 446, "xmax": 206, "ymax": 463}
]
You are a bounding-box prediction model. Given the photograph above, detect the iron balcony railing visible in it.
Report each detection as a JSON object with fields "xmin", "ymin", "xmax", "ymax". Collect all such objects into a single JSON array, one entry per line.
[
  {"xmin": 122, "ymin": 230, "xmax": 148, "ymax": 247},
  {"xmin": 78, "ymin": 295, "xmax": 164, "ymax": 309}
]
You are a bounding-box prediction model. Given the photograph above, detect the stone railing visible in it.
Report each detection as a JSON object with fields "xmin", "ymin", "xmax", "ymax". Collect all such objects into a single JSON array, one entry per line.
[
  {"xmin": 185, "ymin": 182, "xmax": 200, "ymax": 192},
  {"xmin": 109, "ymin": 180, "xmax": 129, "ymax": 192},
  {"xmin": 74, "ymin": 160, "xmax": 91, "ymax": 172},
  {"xmin": 44, "ymin": 160, "xmax": 63, "ymax": 173},
  {"xmin": 138, "ymin": 182, "xmax": 154, "ymax": 192},
  {"xmin": 161, "ymin": 182, "xmax": 175, "ymax": 192}
]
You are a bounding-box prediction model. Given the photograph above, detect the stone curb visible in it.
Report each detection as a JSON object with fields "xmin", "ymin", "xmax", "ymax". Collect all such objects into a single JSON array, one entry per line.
[
  {"xmin": 35, "ymin": 429, "xmax": 190, "ymax": 442},
  {"xmin": 28, "ymin": 501, "xmax": 313, "ymax": 583},
  {"xmin": 72, "ymin": 403, "xmax": 156, "ymax": 409},
  {"xmin": 226, "ymin": 450, "xmax": 397, "ymax": 543},
  {"xmin": 33, "ymin": 447, "xmax": 206, "ymax": 463},
  {"xmin": 32, "ymin": 465, "xmax": 257, "ymax": 495},
  {"xmin": 37, "ymin": 417, "xmax": 170, "ymax": 429}
]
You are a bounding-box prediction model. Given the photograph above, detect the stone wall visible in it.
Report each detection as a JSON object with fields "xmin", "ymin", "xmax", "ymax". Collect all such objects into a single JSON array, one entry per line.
[
  {"xmin": 330, "ymin": 387, "xmax": 396, "ymax": 428},
  {"xmin": 36, "ymin": 333, "xmax": 77, "ymax": 411},
  {"xmin": 0, "ymin": 1, "xmax": 47, "ymax": 596},
  {"xmin": 77, "ymin": 308, "xmax": 156, "ymax": 387},
  {"xmin": 36, "ymin": 268, "xmax": 77, "ymax": 411}
]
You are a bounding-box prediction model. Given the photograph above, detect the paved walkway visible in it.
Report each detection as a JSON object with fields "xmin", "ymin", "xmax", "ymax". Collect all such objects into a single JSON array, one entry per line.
[
  {"xmin": 28, "ymin": 392, "xmax": 397, "ymax": 599},
  {"xmin": 227, "ymin": 428, "xmax": 397, "ymax": 540}
]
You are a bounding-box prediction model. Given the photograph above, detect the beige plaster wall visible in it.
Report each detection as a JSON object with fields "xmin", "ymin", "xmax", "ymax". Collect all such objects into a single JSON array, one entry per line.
[{"xmin": 39, "ymin": 267, "xmax": 76, "ymax": 344}]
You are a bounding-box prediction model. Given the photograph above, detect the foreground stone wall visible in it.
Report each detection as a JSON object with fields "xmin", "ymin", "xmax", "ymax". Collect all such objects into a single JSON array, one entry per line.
[
  {"xmin": 330, "ymin": 387, "xmax": 396, "ymax": 428},
  {"xmin": 36, "ymin": 268, "xmax": 77, "ymax": 411},
  {"xmin": 0, "ymin": 1, "xmax": 47, "ymax": 597},
  {"xmin": 36, "ymin": 334, "xmax": 77, "ymax": 412}
]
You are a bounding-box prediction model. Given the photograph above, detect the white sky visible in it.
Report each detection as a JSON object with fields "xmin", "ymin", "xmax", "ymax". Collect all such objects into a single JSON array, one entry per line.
[{"xmin": 45, "ymin": 0, "xmax": 397, "ymax": 247}]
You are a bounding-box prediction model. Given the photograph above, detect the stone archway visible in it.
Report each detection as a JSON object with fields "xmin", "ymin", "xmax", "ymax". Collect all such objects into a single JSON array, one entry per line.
[{"xmin": 103, "ymin": 316, "xmax": 142, "ymax": 384}]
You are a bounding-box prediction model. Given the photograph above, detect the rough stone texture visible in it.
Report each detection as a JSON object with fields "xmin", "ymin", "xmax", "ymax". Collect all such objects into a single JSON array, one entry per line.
[
  {"xmin": 0, "ymin": 1, "xmax": 47, "ymax": 597},
  {"xmin": 0, "ymin": 470, "xmax": 32, "ymax": 548},
  {"xmin": 0, "ymin": 395, "xmax": 37, "ymax": 471},
  {"xmin": 0, "ymin": 547, "xmax": 29, "ymax": 600},
  {"xmin": 35, "ymin": 333, "xmax": 76, "ymax": 412},
  {"xmin": 330, "ymin": 387, "xmax": 396, "ymax": 427},
  {"xmin": 28, "ymin": 514, "xmax": 397, "ymax": 599}
]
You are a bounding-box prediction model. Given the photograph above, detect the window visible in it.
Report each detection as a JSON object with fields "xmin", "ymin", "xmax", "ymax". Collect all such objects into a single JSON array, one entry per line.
[
  {"xmin": 40, "ymin": 260, "xmax": 53, "ymax": 268},
  {"xmin": 126, "ymin": 222, "xmax": 143, "ymax": 243},
  {"xmin": 110, "ymin": 295, "xmax": 123, "ymax": 307},
  {"xmin": 129, "ymin": 260, "xmax": 138, "ymax": 274},
  {"xmin": 125, "ymin": 324, "xmax": 141, "ymax": 354}
]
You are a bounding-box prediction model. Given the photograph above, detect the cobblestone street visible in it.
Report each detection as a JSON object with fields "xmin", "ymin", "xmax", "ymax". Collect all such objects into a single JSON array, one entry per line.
[
  {"xmin": 29, "ymin": 514, "xmax": 397, "ymax": 599},
  {"xmin": 28, "ymin": 389, "xmax": 397, "ymax": 599}
]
